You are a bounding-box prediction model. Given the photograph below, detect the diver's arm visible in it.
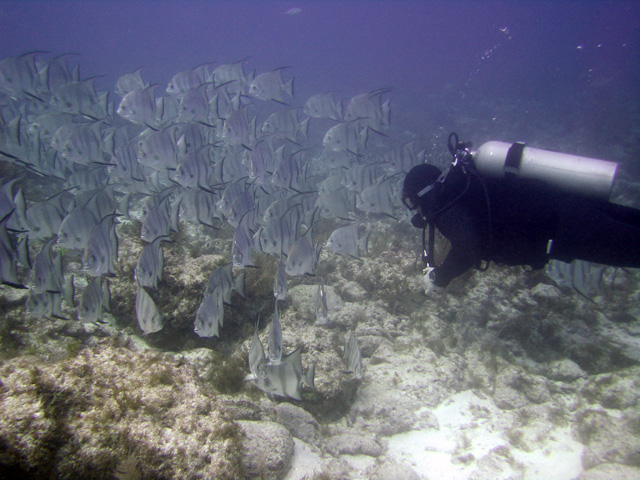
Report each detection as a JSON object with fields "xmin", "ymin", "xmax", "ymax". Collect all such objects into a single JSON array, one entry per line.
[{"xmin": 432, "ymin": 206, "xmax": 483, "ymax": 288}]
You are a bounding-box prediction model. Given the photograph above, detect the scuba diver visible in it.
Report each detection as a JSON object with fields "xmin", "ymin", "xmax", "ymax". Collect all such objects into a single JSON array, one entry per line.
[{"xmin": 402, "ymin": 133, "xmax": 640, "ymax": 292}]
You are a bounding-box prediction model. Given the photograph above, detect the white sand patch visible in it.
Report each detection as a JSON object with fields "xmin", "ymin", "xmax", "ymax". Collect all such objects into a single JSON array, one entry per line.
[
  {"xmin": 387, "ymin": 390, "xmax": 584, "ymax": 480},
  {"xmin": 284, "ymin": 439, "xmax": 325, "ymax": 480},
  {"xmin": 509, "ymin": 428, "xmax": 583, "ymax": 480}
]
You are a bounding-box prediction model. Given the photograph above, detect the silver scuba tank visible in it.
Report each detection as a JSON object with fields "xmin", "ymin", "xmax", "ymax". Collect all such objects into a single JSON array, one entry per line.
[{"xmin": 472, "ymin": 141, "xmax": 618, "ymax": 201}]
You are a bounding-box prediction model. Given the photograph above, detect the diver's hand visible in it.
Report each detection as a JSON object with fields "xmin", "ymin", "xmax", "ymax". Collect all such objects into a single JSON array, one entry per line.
[
  {"xmin": 422, "ymin": 267, "xmax": 439, "ymax": 295},
  {"xmin": 422, "ymin": 267, "xmax": 444, "ymax": 296}
]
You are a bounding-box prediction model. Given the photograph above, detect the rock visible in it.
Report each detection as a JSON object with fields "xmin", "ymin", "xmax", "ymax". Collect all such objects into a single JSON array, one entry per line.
[
  {"xmin": 0, "ymin": 343, "xmax": 243, "ymax": 479},
  {"xmin": 493, "ymin": 375, "xmax": 528, "ymax": 411},
  {"xmin": 579, "ymin": 370, "xmax": 640, "ymax": 410},
  {"xmin": 573, "ymin": 408, "xmax": 640, "ymax": 469},
  {"xmin": 341, "ymin": 280, "xmax": 367, "ymax": 302},
  {"xmin": 469, "ymin": 448, "xmax": 523, "ymax": 480},
  {"xmin": 357, "ymin": 334, "xmax": 385, "ymax": 358},
  {"xmin": 352, "ymin": 393, "xmax": 420, "ymax": 436},
  {"xmin": 493, "ymin": 365, "xmax": 550, "ymax": 410},
  {"xmin": 577, "ymin": 463, "xmax": 640, "ymax": 480},
  {"xmin": 237, "ymin": 420, "xmax": 295, "ymax": 480},
  {"xmin": 326, "ymin": 431, "xmax": 385, "ymax": 457},
  {"xmin": 366, "ymin": 459, "xmax": 421, "ymax": 480},
  {"xmin": 273, "ymin": 403, "xmax": 320, "ymax": 445},
  {"xmin": 546, "ymin": 359, "xmax": 588, "ymax": 382},
  {"xmin": 176, "ymin": 347, "xmax": 216, "ymax": 381}
]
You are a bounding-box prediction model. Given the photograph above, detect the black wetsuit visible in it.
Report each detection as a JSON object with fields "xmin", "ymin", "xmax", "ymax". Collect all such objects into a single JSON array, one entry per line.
[{"xmin": 426, "ymin": 165, "xmax": 640, "ymax": 288}]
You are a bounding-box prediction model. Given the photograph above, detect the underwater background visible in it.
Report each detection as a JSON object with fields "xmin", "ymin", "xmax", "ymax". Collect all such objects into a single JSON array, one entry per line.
[{"xmin": 0, "ymin": 1, "xmax": 639, "ymax": 479}]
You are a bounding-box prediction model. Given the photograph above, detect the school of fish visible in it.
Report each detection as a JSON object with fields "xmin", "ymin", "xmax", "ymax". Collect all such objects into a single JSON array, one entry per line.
[{"xmin": 0, "ymin": 52, "xmax": 426, "ymax": 399}]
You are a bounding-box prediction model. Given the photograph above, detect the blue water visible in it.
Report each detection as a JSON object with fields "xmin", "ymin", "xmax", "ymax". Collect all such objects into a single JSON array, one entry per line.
[{"xmin": 1, "ymin": 0, "xmax": 638, "ymax": 158}]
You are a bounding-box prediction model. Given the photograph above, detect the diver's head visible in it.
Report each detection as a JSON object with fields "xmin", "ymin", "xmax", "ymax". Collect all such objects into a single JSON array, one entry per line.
[{"xmin": 402, "ymin": 164, "xmax": 443, "ymax": 214}]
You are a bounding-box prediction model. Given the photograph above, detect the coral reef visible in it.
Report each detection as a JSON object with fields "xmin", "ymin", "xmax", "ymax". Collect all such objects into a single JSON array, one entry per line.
[{"xmin": 0, "ymin": 341, "xmax": 243, "ymax": 479}]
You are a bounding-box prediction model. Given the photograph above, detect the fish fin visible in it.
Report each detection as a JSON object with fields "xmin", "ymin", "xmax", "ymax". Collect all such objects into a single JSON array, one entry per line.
[{"xmin": 305, "ymin": 363, "xmax": 315, "ymax": 389}]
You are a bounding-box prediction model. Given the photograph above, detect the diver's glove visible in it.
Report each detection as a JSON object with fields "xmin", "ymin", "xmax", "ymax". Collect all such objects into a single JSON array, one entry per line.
[
  {"xmin": 411, "ymin": 213, "xmax": 428, "ymax": 229},
  {"xmin": 422, "ymin": 267, "xmax": 442, "ymax": 295}
]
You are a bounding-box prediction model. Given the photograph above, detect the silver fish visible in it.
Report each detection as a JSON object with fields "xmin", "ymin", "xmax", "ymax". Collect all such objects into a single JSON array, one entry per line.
[
  {"xmin": 140, "ymin": 194, "xmax": 180, "ymax": 243},
  {"xmin": 344, "ymin": 89, "xmax": 391, "ymax": 130},
  {"xmin": 166, "ymin": 64, "xmax": 211, "ymax": 96},
  {"xmin": 135, "ymin": 236, "xmax": 165, "ymax": 289},
  {"xmin": 194, "ymin": 293, "xmax": 223, "ymax": 338},
  {"xmin": 248, "ymin": 320, "xmax": 266, "ymax": 377},
  {"xmin": 84, "ymin": 214, "xmax": 119, "ymax": 277},
  {"xmin": 263, "ymin": 191, "xmax": 314, "ymax": 226},
  {"xmin": 177, "ymin": 84, "xmax": 211, "ymax": 123},
  {"xmin": 256, "ymin": 205, "xmax": 300, "ymax": 257},
  {"xmin": 222, "ymin": 106, "xmax": 255, "ymax": 147},
  {"xmin": 248, "ymin": 67, "xmax": 294, "ymax": 104},
  {"xmin": 209, "ymin": 59, "xmax": 250, "ymax": 91},
  {"xmin": 26, "ymin": 289, "xmax": 64, "ymax": 320},
  {"xmin": 315, "ymin": 276, "xmax": 328, "ymax": 325},
  {"xmin": 58, "ymin": 205, "xmax": 99, "ymax": 251},
  {"xmin": 204, "ymin": 263, "xmax": 245, "ymax": 304},
  {"xmin": 246, "ymin": 348, "xmax": 314, "ymax": 401},
  {"xmin": 0, "ymin": 53, "xmax": 39, "ymax": 97},
  {"xmin": 0, "ymin": 177, "xmax": 21, "ymax": 225},
  {"xmin": 109, "ymin": 144, "xmax": 150, "ymax": 185},
  {"xmin": 285, "ymin": 227, "xmax": 319, "ymax": 276},
  {"xmin": 135, "ymin": 285, "xmax": 163, "ymax": 334},
  {"xmin": 303, "ymin": 92, "xmax": 342, "ymax": 121},
  {"xmin": 32, "ymin": 237, "xmax": 63, "ymax": 294},
  {"xmin": 28, "ymin": 112, "xmax": 78, "ymax": 144},
  {"xmin": 180, "ymin": 189, "xmax": 223, "ymax": 228},
  {"xmin": 50, "ymin": 79, "xmax": 101, "ymax": 118},
  {"xmin": 174, "ymin": 144, "xmax": 217, "ymax": 190},
  {"xmin": 326, "ymin": 222, "xmax": 368, "ymax": 259},
  {"xmin": 63, "ymin": 274, "xmax": 75, "ymax": 308},
  {"xmin": 232, "ymin": 209, "xmax": 257, "ymax": 269},
  {"xmin": 315, "ymin": 187, "xmax": 356, "ymax": 221},
  {"xmin": 343, "ymin": 163, "xmax": 381, "ymax": 192},
  {"xmin": 61, "ymin": 122, "xmax": 105, "ymax": 165},
  {"xmin": 227, "ymin": 189, "xmax": 255, "ymax": 228},
  {"xmin": 39, "ymin": 54, "xmax": 78, "ymax": 94},
  {"xmin": 0, "ymin": 222, "xmax": 26, "ymax": 289},
  {"xmin": 356, "ymin": 178, "xmax": 397, "ymax": 217},
  {"xmin": 322, "ymin": 122, "xmax": 368, "ymax": 155},
  {"xmin": 261, "ymin": 108, "xmax": 309, "ymax": 143},
  {"xmin": 267, "ymin": 301, "xmax": 282, "ymax": 365},
  {"xmin": 137, "ymin": 125, "xmax": 179, "ymax": 170},
  {"xmin": 217, "ymin": 179, "xmax": 246, "ymax": 218},
  {"xmin": 78, "ymin": 276, "xmax": 110, "ymax": 323},
  {"xmin": 271, "ymin": 147, "xmax": 305, "ymax": 191},
  {"xmin": 25, "ymin": 192, "xmax": 68, "ymax": 240},
  {"xmin": 243, "ymin": 140, "xmax": 273, "ymax": 185},
  {"xmin": 114, "ymin": 68, "xmax": 148, "ymax": 97},
  {"xmin": 382, "ymin": 141, "xmax": 426, "ymax": 175},
  {"xmin": 117, "ymin": 86, "xmax": 158, "ymax": 127},
  {"xmin": 343, "ymin": 331, "xmax": 363, "ymax": 379},
  {"xmin": 273, "ymin": 258, "xmax": 287, "ymax": 300}
]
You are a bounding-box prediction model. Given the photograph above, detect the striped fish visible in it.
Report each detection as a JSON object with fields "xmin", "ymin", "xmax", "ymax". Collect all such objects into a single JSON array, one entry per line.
[
  {"xmin": 247, "ymin": 348, "xmax": 315, "ymax": 401},
  {"xmin": 343, "ymin": 331, "xmax": 363, "ymax": 379},
  {"xmin": 135, "ymin": 285, "xmax": 163, "ymax": 335}
]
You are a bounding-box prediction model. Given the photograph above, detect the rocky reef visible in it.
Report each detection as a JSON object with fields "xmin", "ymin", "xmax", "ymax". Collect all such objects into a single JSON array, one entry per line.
[{"xmin": 1, "ymin": 217, "xmax": 639, "ymax": 480}]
